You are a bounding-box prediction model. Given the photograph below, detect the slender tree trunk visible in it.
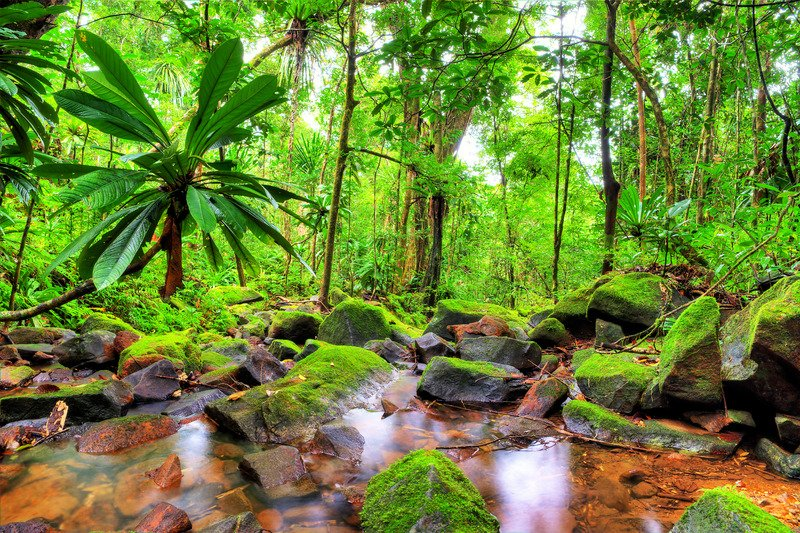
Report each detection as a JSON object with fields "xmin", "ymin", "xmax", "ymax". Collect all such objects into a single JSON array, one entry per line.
[
  {"xmin": 601, "ymin": 1, "xmax": 621, "ymax": 273},
  {"xmin": 629, "ymin": 18, "xmax": 647, "ymax": 199},
  {"xmin": 752, "ymin": 51, "xmax": 770, "ymax": 206},
  {"xmin": 491, "ymin": 115, "xmax": 516, "ymax": 307},
  {"xmin": 319, "ymin": 0, "xmax": 359, "ymax": 307},
  {"xmin": 696, "ymin": 39, "xmax": 720, "ymax": 223},
  {"xmin": 554, "ymin": 105, "xmax": 575, "ymax": 298},
  {"xmin": 160, "ymin": 211, "xmax": 184, "ymax": 299},
  {"xmin": 7, "ymin": 196, "xmax": 35, "ymax": 312}
]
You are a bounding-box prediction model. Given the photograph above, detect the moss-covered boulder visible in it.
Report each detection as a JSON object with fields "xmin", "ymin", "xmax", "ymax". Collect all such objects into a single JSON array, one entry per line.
[
  {"xmin": 587, "ymin": 272, "xmax": 669, "ymax": 334},
  {"xmin": 6, "ymin": 326, "xmax": 75, "ymax": 345},
  {"xmin": 329, "ymin": 287, "xmax": 350, "ymax": 307},
  {"xmin": 670, "ymin": 487, "xmax": 791, "ymax": 532},
  {"xmin": 571, "ymin": 348, "xmax": 597, "ymax": 370},
  {"xmin": 118, "ymin": 332, "xmax": 201, "ymax": 377},
  {"xmin": 80, "ymin": 312, "xmax": 139, "ymax": 334},
  {"xmin": 563, "ymin": 400, "xmax": 739, "ymax": 455},
  {"xmin": 269, "ymin": 339, "xmax": 301, "ymax": 360},
  {"xmin": 528, "ymin": 317, "xmax": 569, "ymax": 348},
  {"xmin": 206, "ymin": 286, "xmax": 264, "ymax": 306},
  {"xmin": 0, "ymin": 379, "xmax": 133, "ymax": 425},
  {"xmin": 200, "ymin": 351, "xmax": 234, "ymax": 372},
  {"xmin": 417, "ymin": 356, "xmax": 527, "ymax": 405},
  {"xmin": 241, "ymin": 316, "xmax": 267, "ymax": 337},
  {"xmin": 296, "ymin": 339, "xmax": 329, "ymax": 361},
  {"xmin": 457, "ymin": 336, "xmax": 541, "ymax": 372},
  {"xmin": 721, "ymin": 276, "xmax": 800, "ymax": 415},
  {"xmin": 267, "ymin": 311, "xmax": 322, "ymax": 344},
  {"xmin": 0, "ymin": 365, "xmax": 36, "ymax": 389},
  {"xmin": 574, "ymin": 353, "xmax": 656, "ymax": 413},
  {"xmin": 657, "ymin": 296, "xmax": 722, "ymax": 405},
  {"xmin": 317, "ymin": 299, "xmax": 392, "ymax": 347},
  {"xmin": 201, "ymin": 338, "xmax": 249, "ymax": 362},
  {"xmin": 551, "ymin": 276, "xmax": 614, "ymax": 337},
  {"xmin": 755, "ymin": 438, "xmax": 800, "ymax": 480},
  {"xmin": 206, "ymin": 345, "xmax": 393, "ymax": 443},
  {"xmin": 423, "ymin": 299, "xmax": 526, "ymax": 341},
  {"xmin": 361, "ymin": 449, "xmax": 500, "ymax": 533}
]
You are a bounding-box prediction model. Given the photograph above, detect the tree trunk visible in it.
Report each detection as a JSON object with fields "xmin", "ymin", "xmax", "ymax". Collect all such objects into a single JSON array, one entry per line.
[
  {"xmin": 422, "ymin": 194, "xmax": 445, "ymax": 306},
  {"xmin": 601, "ymin": 1, "xmax": 621, "ymax": 274},
  {"xmin": 629, "ymin": 17, "xmax": 647, "ymax": 200},
  {"xmin": 554, "ymin": 105, "xmax": 575, "ymax": 298},
  {"xmin": 7, "ymin": 196, "xmax": 35, "ymax": 312},
  {"xmin": 160, "ymin": 212, "xmax": 184, "ymax": 299},
  {"xmin": 696, "ymin": 39, "xmax": 720, "ymax": 223},
  {"xmin": 752, "ymin": 51, "xmax": 770, "ymax": 206},
  {"xmin": 319, "ymin": 0, "xmax": 359, "ymax": 307}
]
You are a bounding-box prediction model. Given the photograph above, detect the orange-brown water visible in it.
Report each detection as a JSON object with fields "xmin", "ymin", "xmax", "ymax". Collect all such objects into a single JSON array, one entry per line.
[{"xmin": 2, "ymin": 374, "xmax": 799, "ymax": 531}]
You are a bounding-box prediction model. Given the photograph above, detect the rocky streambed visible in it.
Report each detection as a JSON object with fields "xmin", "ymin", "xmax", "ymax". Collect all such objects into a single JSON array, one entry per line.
[{"xmin": 1, "ymin": 276, "xmax": 800, "ymax": 531}]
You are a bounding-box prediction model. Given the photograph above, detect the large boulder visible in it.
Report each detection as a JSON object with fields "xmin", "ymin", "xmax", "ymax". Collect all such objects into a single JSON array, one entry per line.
[
  {"xmin": 670, "ymin": 487, "xmax": 791, "ymax": 532},
  {"xmin": 77, "ymin": 414, "xmax": 179, "ymax": 453},
  {"xmin": 361, "ymin": 449, "xmax": 500, "ymax": 533},
  {"xmin": 574, "ymin": 353, "xmax": 656, "ymax": 414},
  {"xmin": 206, "ymin": 286, "xmax": 264, "ymax": 306},
  {"xmin": 238, "ymin": 445, "xmax": 307, "ymax": 489},
  {"xmin": 118, "ymin": 332, "xmax": 201, "ymax": 377},
  {"xmin": 528, "ymin": 317, "xmax": 569, "ymax": 348},
  {"xmin": 721, "ymin": 276, "xmax": 800, "ymax": 415},
  {"xmin": 417, "ymin": 356, "xmax": 527, "ymax": 404},
  {"xmin": 80, "ymin": 312, "xmax": 139, "ymax": 334},
  {"xmin": 656, "ymin": 296, "xmax": 722, "ymax": 406},
  {"xmin": 54, "ymin": 330, "xmax": 117, "ymax": 368},
  {"xmin": 755, "ymin": 438, "xmax": 800, "ymax": 480},
  {"xmin": 0, "ymin": 379, "xmax": 133, "ymax": 425},
  {"xmin": 201, "ymin": 338, "xmax": 249, "ymax": 362},
  {"xmin": 5, "ymin": 327, "xmax": 74, "ymax": 345},
  {"xmin": 413, "ymin": 333, "xmax": 455, "ymax": 363},
  {"xmin": 457, "ymin": 336, "xmax": 541, "ymax": 372},
  {"xmin": 563, "ymin": 400, "xmax": 740, "ymax": 455},
  {"xmin": 267, "ymin": 311, "xmax": 322, "ymax": 344},
  {"xmin": 551, "ymin": 276, "xmax": 614, "ymax": 337},
  {"xmin": 206, "ymin": 345, "xmax": 392, "ymax": 443},
  {"xmin": 587, "ymin": 272, "xmax": 670, "ymax": 334},
  {"xmin": 317, "ymin": 299, "xmax": 393, "ymax": 347},
  {"xmin": 123, "ymin": 359, "xmax": 180, "ymax": 402},
  {"xmin": 423, "ymin": 299, "xmax": 526, "ymax": 341}
]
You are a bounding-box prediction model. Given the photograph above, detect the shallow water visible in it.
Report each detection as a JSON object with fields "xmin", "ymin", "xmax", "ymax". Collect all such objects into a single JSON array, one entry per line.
[{"xmin": 2, "ymin": 373, "xmax": 800, "ymax": 531}]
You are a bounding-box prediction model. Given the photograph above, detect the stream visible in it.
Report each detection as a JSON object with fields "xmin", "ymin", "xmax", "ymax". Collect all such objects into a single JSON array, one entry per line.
[{"xmin": 2, "ymin": 373, "xmax": 799, "ymax": 532}]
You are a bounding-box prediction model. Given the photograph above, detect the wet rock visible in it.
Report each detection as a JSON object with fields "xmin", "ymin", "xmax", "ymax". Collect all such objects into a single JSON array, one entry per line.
[
  {"xmin": 721, "ymin": 276, "xmax": 800, "ymax": 415},
  {"xmin": 134, "ymin": 502, "xmax": 191, "ymax": 533},
  {"xmin": 417, "ymin": 356, "xmax": 527, "ymax": 405},
  {"xmin": 657, "ymin": 296, "xmax": 723, "ymax": 406},
  {"xmin": 207, "ymin": 286, "xmax": 264, "ymax": 306},
  {"xmin": 494, "ymin": 414, "xmax": 555, "ymax": 439},
  {"xmin": 755, "ymin": 438, "xmax": 800, "ymax": 479},
  {"xmin": 361, "ymin": 449, "xmax": 500, "ymax": 533},
  {"xmin": 776, "ymin": 414, "xmax": 800, "ymax": 450},
  {"xmin": 80, "ymin": 312, "xmax": 138, "ymax": 334},
  {"xmin": 413, "ymin": 332, "xmax": 455, "ymax": 363},
  {"xmin": 528, "ymin": 317, "xmax": 569, "ymax": 348},
  {"xmin": 424, "ymin": 299, "xmax": 525, "ymax": 341},
  {"xmin": 630, "ymin": 481, "xmax": 658, "ymax": 499},
  {"xmin": 123, "ymin": 359, "xmax": 180, "ymax": 402},
  {"xmin": 268, "ymin": 311, "xmax": 322, "ymax": 344},
  {"xmin": 162, "ymin": 388, "xmax": 226, "ymax": 418},
  {"xmin": 14, "ymin": 344, "xmax": 54, "ymax": 359},
  {"xmin": 0, "ymin": 379, "xmax": 133, "ymax": 425},
  {"xmin": 53, "ymin": 330, "xmax": 117, "ymax": 368},
  {"xmin": 587, "ymin": 272, "xmax": 669, "ymax": 335},
  {"xmin": 201, "ymin": 350, "xmax": 235, "ymax": 371},
  {"xmin": 205, "ymin": 389, "xmax": 271, "ymax": 442},
  {"xmin": 114, "ymin": 329, "xmax": 141, "ymax": 355},
  {"xmin": 449, "ymin": 316, "xmax": 514, "ymax": 342},
  {"xmin": 574, "ymin": 353, "xmax": 656, "ymax": 414},
  {"xmin": 595, "ymin": 319, "xmax": 625, "ymax": 347},
  {"xmin": 563, "ymin": 400, "xmax": 740, "ymax": 455},
  {"xmin": 515, "ymin": 377, "xmax": 569, "ymax": 417},
  {"xmin": 118, "ymin": 331, "xmax": 201, "ymax": 378},
  {"xmin": 364, "ymin": 338, "xmax": 409, "ymax": 364},
  {"xmin": 0, "ymin": 519, "xmax": 56, "ymax": 533},
  {"xmin": 457, "ymin": 336, "xmax": 541, "ymax": 372},
  {"xmin": 239, "ymin": 445, "xmax": 307, "ymax": 489},
  {"xmin": 238, "ymin": 345, "xmax": 287, "ymax": 385},
  {"xmin": 593, "ymin": 477, "xmax": 630, "ymax": 511},
  {"xmin": 313, "ymin": 421, "xmax": 365, "ymax": 461},
  {"xmin": 77, "ymin": 414, "xmax": 179, "ymax": 453},
  {"xmin": 670, "ymin": 487, "xmax": 791, "ymax": 532},
  {"xmin": 146, "ymin": 453, "xmax": 182, "ymax": 488},
  {"xmin": 269, "ymin": 338, "xmax": 301, "ymax": 360},
  {"xmin": 5, "ymin": 327, "xmax": 74, "ymax": 346},
  {"xmin": 0, "ymin": 365, "xmax": 36, "ymax": 389},
  {"xmin": 318, "ymin": 298, "xmax": 393, "ymax": 347},
  {"xmin": 195, "ymin": 511, "xmax": 262, "ymax": 533}
]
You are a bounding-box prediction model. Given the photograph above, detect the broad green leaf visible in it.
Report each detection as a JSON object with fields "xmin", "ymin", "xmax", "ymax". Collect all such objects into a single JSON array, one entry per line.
[
  {"xmin": 202, "ymin": 231, "xmax": 224, "ymax": 271},
  {"xmin": 57, "ymin": 169, "xmax": 147, "ymax": 211},
  {"xmin": 0, "ymin": 72, "xmax": 17, "ymax": 95},
  {"xmin": 186, "ymin": 185, "xmax": 217, "ymax": 233},
  {"xmin": 34, "ymin": 163, "xmax": 107, "ymax": 180},
  {"xmin": 54, "ymin": 89, "xmax": 159, "ymax": 145},
  {"xmin": 220, "ymin": 223, "xmax": 259, "ymax": 277}
]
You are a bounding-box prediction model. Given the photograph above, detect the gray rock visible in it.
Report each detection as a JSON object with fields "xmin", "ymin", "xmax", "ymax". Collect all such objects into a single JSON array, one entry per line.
[
  {"xmin": 162, "ymin": 388, "xmax": 226, "ymax": 418},
  {"xmin": 457, "ymin": 336, "xmax": 541, "ymax": 372},
  {"xmin": 6, "ymin": 327, "xmax": 75, "ymax": 346},
  {"xmin": 313, "ymin": 422, "xmax": 365, "ymax": 462},
  {"xmin": 755, "ymin": 438, "xmax": 800, "ymax": 479},
  {"xmin": 595, "ymin": 319, "xmax": 625, "ymax": 347},
  {"xmin": 238, "ymin": 445, "xmax": 307, "ymax": 489},
  {"xmin": 527, "ymin": 309, "xmax": 553, "ymax": 329},
  {"xmin": 123, "ymin": 359, "xmax": 180, "ymax": 402},
  {"xmin": 417, "ymin": 356, "xmax": 527, "ymax": 405},
  {"xmin": 776, "ymin": 414, "xmax": 800, "ymax": 450},
  {"xmin": 194, "ymin": 512, "xmax": 262, "ymax": 533},
  {"xmin": 54, "ymin": 331, "xmax": 117, "ymax": 368},
  {"xmin": 364, "ymin": 338, "xmax": 409, "ymax": 364},
  {"xmin": 238, "ymin": 345, "xmax": 287, "ymax": 385},
  {"xmin": 413, "ymin": 333, "xmax": 455, "ymax": 363}
]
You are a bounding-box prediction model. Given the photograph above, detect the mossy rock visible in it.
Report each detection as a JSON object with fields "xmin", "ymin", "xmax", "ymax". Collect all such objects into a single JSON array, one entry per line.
[
  {"xmin": 80, "ymin": 312, "xmax": 140, "ymax": 335},
  {"xmin": 198, "ymin": 365, "xmax": 240, "ymax": 390},
  {"xmin": 241, "ymin": 316, "xmax": 267, "ymax": 337},
  {"xmin": 417, "ymin": 356, "xmax": 527, "ymax": 405},
  {"xmin": 196, "ymin": 331, "xmax": 225, "ymax": 344},
  {"xmin": 563, "ymin": 400, "xmax": 739, "ymax": 455},
  {"xmin": 0, "ymin": 379, "xmax": 133, "ymax": 425},
  {"xmin": 587, "ymin": 272, "xmax": 668, "ymax": 334},
  {"xmin": 571, "ymin": 348, "xmax": 597, "ymax": 371},
  {"xmin": 329, "ymin": 287, "xmax": 350, "ymax": 307},
  {"xmin": 200, "ymin": 351, "xmax": 234, "ymax": 371},
  {"xmin": 361, "ymin": 449, "xmax": 500, "ymax": 533},
  {"xmin": 0, "ymin": 365, "xmax": 37, "ymax": 389},
  {"xmin": 457, "ymin": 336, "xmax": 541, "ymax": 372},
  {"xmin": 201, "ymin": 338, "xmax": 249, "ymax": 361},
  {"xmin": 118, "ymin": 331, "xmax": 201, "ymax": 376},
  {"xmin": 318, "ymin": 299, "xmax": 393, "ymax": 347},
  {"xmin": 721, "ymin": 276, "xmax": 800, "ymax": 416},
  {"xmin": 657, "ymin": 296, "xmax": 722, "ymax": 406},
  {"xmin": 7, "ymin": 326, "xmax": 75, "ymax": 345},
  {"xmin": 269, "ymin": 339, "xmax": 301, "ymax": 360},
  {"xmin": 754, "ymin": 439, "xmax": 800, "ymax": 480},
  {"xmin": 671, "ymin": 486, "xmax": 791, "ymax": 532},
  {"xmin": 424, "ymin": 299, "xmax": 526, "ymax": 341},
  {"xmin": 268, "ymin": 311, "xmax": 323, "ymax": 344},
  {"xmin": 551, "ymin": 276, "xmax": 615, "ymax": 337},
  {"xmin": 296, "ymin": 339, "xmax": 330, "ymax": 361},
  {"xmin": 574, "ymin": 352, "xmax": 656, "ymax": 413},
  {"xmin": 528, "ymin": 317, "xmax": 569, "ymax": 348},
  {"xmin": 206, "ymin": 286, "xmax": 264, "ymax": 306}
]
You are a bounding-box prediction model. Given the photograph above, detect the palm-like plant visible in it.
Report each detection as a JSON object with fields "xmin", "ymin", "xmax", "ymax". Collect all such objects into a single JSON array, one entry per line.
[{"xmin": 36, "ymin": 31, "xmax": 311, "ymax": 298}]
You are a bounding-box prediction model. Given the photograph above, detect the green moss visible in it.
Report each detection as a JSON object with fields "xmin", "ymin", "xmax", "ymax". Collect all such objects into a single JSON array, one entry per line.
[
  {"xmin": 361, "ymin": 449, "xmax": 500, "ymax": 533},
  {"xmin": 587, "ymin": 272, "xmax": 666, "ymax": 329},
  {"xmin": 118, "ymin": 331, "xmax": 201, "ymax": 374},
  {"xmin": 672, "ymin": 487, "xmax": 791, "ymax": 533},
  {"xmin": 551, "ymin": 287, "xmax": 594, "ymax": 323},
  {"xmin": 206, "ymin": 286, "xmax": 264, "ymax": 306},
  {"xmin": 201, "ymin": 351, "xmax": 234, "ymax": 370},
  {"xmin": 420, "ymin": 356, "xmax": 511, "ymax": 382},
  {"xmin": 574, "ymin": 352, "xmax": 656, "ymax": 412},
  {"xmin": 0, "ymin": 365, "xmax": 36, "ymax": 387},
  {"xmin": 260, "ymin": 345, "xmax": 393, "ymax": 441},
  {"xmin": 296, "ymin": 339, "xmax": 330, "ymax": 361},
  {"xmin": 317, "ymin": 298, "xmax": 393, "ymax": 346},
  {"xmin": 563, "ymin": 399, "xmax": 633, "ymax": 433},
  {"xmin": 268, "ymin": 311, "xmax": 322, "ymax": 343},
  {"xmin": 81, "ymin": 312, "xmax": 140, "ymax": 334},
  {"xmin": 202, "ymin": 338, "xmax": 249, "ymax": 358},
  {"xmin": 196, "ymin": 331, "xmax": 224, "ymax": 344},
  {"xmin": 3, "ymin": 379, "xmax": 107, "ymax": 400},
  {"xmin": 571, "ymin": 348, "xmax": 597, "ymax": 370},
  {"xmin": 269, "ymin": 338, "xmax": 301, "ymax": 360},
  {"xmin": 528, "ymin": 317, "xmax": 569, "ymax": 346},
  {"xmin": 199, "ymin": 364, "xmax": 239, "ymax": 385},
  {"xmin": 329, "ymin": 287, "xmax": 349, "ymax": 307},
  {"xmin": 242, "ymin": 316, "xmax": 267, "ymax": 337},
  {"xmin": 575, "ymin": 353, "xmax": 656, "ymax": 388}
]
